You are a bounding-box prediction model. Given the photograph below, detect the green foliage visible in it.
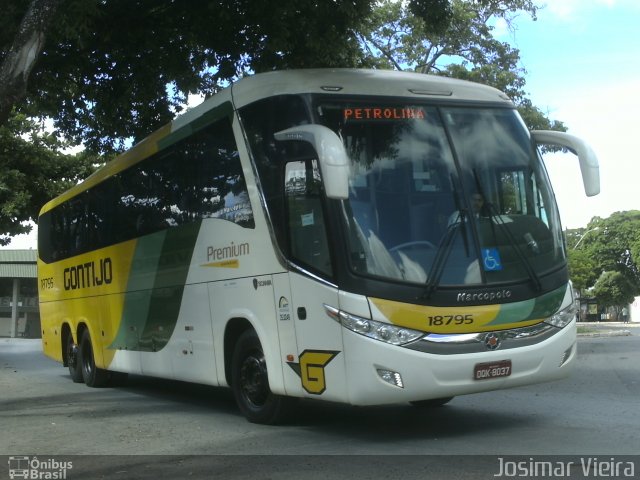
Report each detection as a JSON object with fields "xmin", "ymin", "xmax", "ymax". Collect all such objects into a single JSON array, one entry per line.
[
  {"xmin": 592, "ymin": 271, "xmax": 636, "ymax": 309},
  {"xmin": 358, "ymin": 0, "xmax": 564, "ymax": 132},
  {"xmin": 0, "ymin": 113, "xmax": 98, "ymax": 245},
  {"xmin": 567, "ymin": 211, "xmax": 640, "ymax": 297},
  {"xmin": 13, "ymin": 0, "xmax": 375, "ymax": 153},
  {"xmin": 5, "ymin": 0, "xmax": 563, "ymax": 151},
  {"xmin": 567, "ymin": 248, "xmax": 598, "ymax": 293},
  {"xmin": 589, "ymin": 212, "xmax": 640, "ymax": 287}
]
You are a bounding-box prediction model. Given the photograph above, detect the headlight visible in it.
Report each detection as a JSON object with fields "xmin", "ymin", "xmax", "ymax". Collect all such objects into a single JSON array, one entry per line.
[
  {"xmin": 544, "ymin": 302, "xmax": 578, "ymax": 329},
  {"xmin": 324, "ymin": 304, "xmax": 424, "ymax": 346}
]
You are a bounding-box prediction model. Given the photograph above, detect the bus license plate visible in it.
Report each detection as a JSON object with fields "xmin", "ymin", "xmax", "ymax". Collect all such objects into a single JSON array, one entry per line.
[{"xmin": 474, "ymin": 360, "xmax": 512, "ymax": 380}]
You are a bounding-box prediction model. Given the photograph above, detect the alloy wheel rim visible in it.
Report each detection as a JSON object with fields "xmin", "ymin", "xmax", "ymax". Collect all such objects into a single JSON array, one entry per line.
[{"xmin": 239, "ymin": 353, "xmax": 269, "ymax": 407}]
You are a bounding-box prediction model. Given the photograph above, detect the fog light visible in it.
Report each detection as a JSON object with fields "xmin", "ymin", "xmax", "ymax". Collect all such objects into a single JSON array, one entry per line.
[{"xmin": 377, "ymin": 368, "xmax": 404, "ymax": 388}]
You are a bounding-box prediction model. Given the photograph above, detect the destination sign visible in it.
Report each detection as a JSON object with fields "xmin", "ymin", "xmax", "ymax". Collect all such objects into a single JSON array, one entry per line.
[{"xmin": 343, "ymin": 107, "xmax": 426, "ymax": 121}]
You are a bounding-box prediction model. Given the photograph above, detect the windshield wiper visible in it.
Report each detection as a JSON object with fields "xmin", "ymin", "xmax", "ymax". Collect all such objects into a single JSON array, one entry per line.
[
  {"xmin": 421, "ymin": 179, "xmax": 472, "ymax": 300},
  {"xmin": 421, "ymin": 220, "xmax": 460, "ymax": 300}
]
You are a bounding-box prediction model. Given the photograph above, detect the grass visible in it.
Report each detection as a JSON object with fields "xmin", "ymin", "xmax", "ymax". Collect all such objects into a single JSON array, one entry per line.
[{"xmin": 577, "ymin": 326, "xmax": 599, "ymax": 334}]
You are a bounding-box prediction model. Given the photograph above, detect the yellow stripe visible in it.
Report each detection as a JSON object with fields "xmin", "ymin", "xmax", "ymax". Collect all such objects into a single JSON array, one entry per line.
[
  {"xmin": 368, "ymin": 297, "xmax": 538, "ymax": 333},
  {"xmin": 201, "ymin": 259, "xmax": 240, "ymax": 268},
  {"xmin": 38, "ymin": 240, "xmax": 138, "ymax": 368}
]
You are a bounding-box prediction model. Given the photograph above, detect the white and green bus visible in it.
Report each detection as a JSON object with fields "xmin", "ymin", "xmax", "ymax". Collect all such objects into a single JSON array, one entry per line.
[{"xmin": 38, "ymin": 69, "xmax": 599, "ymax": 423}]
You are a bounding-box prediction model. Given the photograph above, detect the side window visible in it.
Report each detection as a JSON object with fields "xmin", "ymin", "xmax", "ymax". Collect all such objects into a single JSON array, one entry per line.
[
  {"xmin": 285, "ymin": 159, "xmax": 333, "ymax": 276},
  {"xmin": 38, "ymin": 115, "xmax": 253, "ymax": 263},
  {"xmin": 116, "ymin": 117, "xmax": 254, "ymax": 234},
  {"xmin": 197, "ymin": 120, "xmax": 253, "ymax": 227},
  {"xmin": 239, "ymin": 95, "xmax": 311, "ymax": 249},
  {"xmin": 497, "ymin": 169, "xmax": 527, "ymax": 215}
]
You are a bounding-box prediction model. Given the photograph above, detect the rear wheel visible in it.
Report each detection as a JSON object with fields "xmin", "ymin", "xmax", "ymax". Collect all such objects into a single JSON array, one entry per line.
[
  {"xmin": 410, "ymin": 397, "xmax": 454, "ymax": 408},
  {"xmin": 66, "ymin": 333, "xmax": 83, "ymax": 383},
  {"xmin": 231, "ymin": 330, "xmax": 296, "ymax": 424},
  {"xmin": 79, "ymin": 329, "xmax": 109, "ymax": 387}
]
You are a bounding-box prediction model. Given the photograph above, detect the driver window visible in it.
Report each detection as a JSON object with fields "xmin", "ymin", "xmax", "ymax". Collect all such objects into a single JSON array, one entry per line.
[{"xmin": 285, "ymin": 160, "xmax": 333, "ymax": 277}]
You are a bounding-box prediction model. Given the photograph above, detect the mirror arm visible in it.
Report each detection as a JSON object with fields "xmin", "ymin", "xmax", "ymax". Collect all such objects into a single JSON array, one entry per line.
[{"xmin": 531, "ymin": 130, "xmax": 600, "ymax": 197}]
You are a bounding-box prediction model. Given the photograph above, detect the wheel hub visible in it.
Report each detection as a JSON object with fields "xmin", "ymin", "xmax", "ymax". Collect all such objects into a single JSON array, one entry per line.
[
  {"xmin": 239, "ymin": 354, "xmax": 269, "ymax": 407},
  {"xmin": 67, "ymin": 342, "xmax": 78, "ymax": 368}
]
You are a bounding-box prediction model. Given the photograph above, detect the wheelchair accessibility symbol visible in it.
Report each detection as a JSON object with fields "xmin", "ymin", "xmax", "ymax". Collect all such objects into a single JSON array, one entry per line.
[{"xmin": 482, "ymin": 248, "xmax": 502, "ymax": 271}]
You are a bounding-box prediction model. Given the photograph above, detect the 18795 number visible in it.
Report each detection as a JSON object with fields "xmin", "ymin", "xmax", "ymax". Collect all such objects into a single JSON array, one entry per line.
[{"xmin": 428, "ymin": 314, "xmax": 474, "ymax": 326}]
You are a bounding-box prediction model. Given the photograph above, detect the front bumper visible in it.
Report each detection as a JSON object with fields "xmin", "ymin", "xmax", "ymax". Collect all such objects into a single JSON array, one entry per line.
[{"xmin": 341, "ymin": 320, "xmax": 576, "ymax": 405}]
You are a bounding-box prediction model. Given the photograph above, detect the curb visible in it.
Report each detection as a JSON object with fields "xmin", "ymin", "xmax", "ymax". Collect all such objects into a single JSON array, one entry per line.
[{"xmin": 577, "ymin": 330, "xmax": 632, "ymax": 337}]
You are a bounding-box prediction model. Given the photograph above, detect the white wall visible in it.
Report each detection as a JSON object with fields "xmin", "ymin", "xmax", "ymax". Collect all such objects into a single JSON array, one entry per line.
[{"xmin": 628, "ymin": 297, "xmax": 640, "ymax": 323}]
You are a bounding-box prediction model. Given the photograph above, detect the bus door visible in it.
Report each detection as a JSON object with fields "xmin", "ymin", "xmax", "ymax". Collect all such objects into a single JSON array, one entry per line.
[
  {"xmin": 278, "ymin": 159, "xmax": 347, "ymax": 401},
  {"xmin": 283, "ymin": 272, "xmax": 345, "ymax": 401}
]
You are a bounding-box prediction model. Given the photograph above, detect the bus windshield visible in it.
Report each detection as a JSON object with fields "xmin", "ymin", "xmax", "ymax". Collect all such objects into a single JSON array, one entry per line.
[{"xmin": 316, "ymin": 100, "xmax": 565, "ymax": 287}]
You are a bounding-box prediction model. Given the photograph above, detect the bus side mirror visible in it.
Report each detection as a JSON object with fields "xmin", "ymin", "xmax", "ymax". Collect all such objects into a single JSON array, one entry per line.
[
  {"xmin": 531, "ymin": 130, "xmax": 600, "ymax": 197},
  {"xmin": 275, "ymin": 125, "xmax": 350, "ymax": 199}
]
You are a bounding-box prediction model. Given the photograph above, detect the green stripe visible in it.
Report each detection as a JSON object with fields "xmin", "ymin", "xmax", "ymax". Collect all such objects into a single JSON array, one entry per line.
[
  {"xmin": 525, "ymin": 285, "xmax": 566, "ymax": 320},
  {"xmin": 109, "ymin": 221, "xmax": 201, "ymax": 352},
  {"xmin": 488, "ymin": 285, "xmax": 566, "ymax": 326}
]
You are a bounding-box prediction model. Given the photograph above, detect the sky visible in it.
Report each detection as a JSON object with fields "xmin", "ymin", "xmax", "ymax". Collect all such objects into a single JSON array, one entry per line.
[
  {"xmin": 500, "ymin": 0, "xmax": 640, "ymax": 229},
  {"xmin": 4, "ymin": 0, "xmax": 640, "ymax": 249}
]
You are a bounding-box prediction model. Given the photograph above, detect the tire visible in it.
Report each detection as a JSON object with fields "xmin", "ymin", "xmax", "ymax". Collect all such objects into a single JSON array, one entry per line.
[
  {"xmin": 231, "ymin": 330, "xmax": 296, "ymax": 424},
  {"xmin": 79, "ymin": 329, "xmax": 109, "ymax": 387},
  {"xmin": 66, "ymin": 332, "xmax": 84, "ymax": 383},
  {"xmin": 410, "ymin": 397, "xmax": 454, "ymax": 408}
]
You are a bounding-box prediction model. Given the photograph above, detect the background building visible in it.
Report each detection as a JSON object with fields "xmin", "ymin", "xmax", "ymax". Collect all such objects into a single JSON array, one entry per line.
[{"xmin": 0, "ymin": 250, "xmax": 40, "ymax": 338}]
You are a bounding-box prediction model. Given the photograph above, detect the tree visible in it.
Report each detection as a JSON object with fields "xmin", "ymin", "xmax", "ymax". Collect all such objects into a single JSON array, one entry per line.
[
  {"xmin": 567, "ymin": 247, "xmax": 599, "ymax": 295},
  {"xmin": 0, "ymin": 113, "xmax": 98, "ymax": 245},
  {"xmin": 591, "ymin": 271, "xmax": 636, "ymax": 315},
  {"xmin": 0, "ymin": 0, "xmax": 62, "ymax": 127},
  {"xmin": 2, "ymin": 0, "xmax": 560, "ymax": 153},
  {"xmin": 586, "ymin": 212, "xmax": 640, "ymax": 289},
  {"xmin": 2, "ymin": 0, "xmax": 384, "ymax": 152},
  {"xmin": 567, "ymin": 211, "xmax": 640, "ymax": 297},
  {"xmin": 357, "ymin": 0, "xmax": 565, "ymax": 131}
]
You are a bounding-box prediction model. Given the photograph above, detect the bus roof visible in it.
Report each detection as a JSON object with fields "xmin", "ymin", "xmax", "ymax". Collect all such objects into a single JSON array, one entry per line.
[
  {"xmin": 229, "ymin": 68, "xmax": 513, "ymax": 109},
  {"xmin": 40, "ymin": 69, "xmax": 513, "ymax": 215}
]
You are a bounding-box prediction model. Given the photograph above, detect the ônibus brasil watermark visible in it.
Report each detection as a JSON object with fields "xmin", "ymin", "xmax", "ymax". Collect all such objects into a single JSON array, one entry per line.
[{"xmin": 8, "ymin": 456, "xmax": 72, "ymax": 479}]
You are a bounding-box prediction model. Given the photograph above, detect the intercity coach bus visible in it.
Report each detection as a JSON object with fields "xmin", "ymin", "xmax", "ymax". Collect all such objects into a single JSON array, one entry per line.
[{"xmin": 38, "ymin": 69, "xmax": 599, "ymax": 423}]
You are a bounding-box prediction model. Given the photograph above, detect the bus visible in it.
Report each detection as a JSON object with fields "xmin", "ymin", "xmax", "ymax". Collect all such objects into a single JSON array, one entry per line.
[{"xmin": 37, "ymin": 69, "xmax": 600, "ymax": 424}]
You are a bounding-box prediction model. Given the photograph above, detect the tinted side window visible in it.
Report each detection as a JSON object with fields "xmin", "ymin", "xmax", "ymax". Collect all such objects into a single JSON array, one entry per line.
[
  {"xmin": 239, "ymin": 95, "xmax": 311, "ymax": 253},
  {"xmin": 39, "ymin": 116, "xmax": 253, "ymax": 263}
]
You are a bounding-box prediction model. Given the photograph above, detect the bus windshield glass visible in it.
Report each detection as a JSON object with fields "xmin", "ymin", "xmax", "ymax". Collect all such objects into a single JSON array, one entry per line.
[{"xmin": 315, "ymin": 100, "xmax": 565, "ymax": 287}]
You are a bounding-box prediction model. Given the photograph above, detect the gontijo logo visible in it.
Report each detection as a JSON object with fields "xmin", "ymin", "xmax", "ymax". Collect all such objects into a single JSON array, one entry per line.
[{"xmin": 63, "ymin": 257, "xmax": 113, "ymax": 291}]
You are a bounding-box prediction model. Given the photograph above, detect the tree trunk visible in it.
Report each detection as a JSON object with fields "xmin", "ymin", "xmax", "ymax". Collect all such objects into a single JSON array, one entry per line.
[{"xmin": 0, "ymin": 0, "xmax": 62, "ymax": 127}]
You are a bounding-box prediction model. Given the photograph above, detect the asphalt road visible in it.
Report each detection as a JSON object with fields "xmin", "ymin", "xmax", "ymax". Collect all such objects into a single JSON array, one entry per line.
[{"xmin": 1, "ymin": 327, "xmax": 639, "ymax": 479}]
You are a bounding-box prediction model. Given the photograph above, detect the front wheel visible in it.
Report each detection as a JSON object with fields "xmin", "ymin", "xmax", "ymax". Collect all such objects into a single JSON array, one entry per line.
[{"xmin": 231, "ymin": 330, "xmax": 296, "ymax": 424}]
